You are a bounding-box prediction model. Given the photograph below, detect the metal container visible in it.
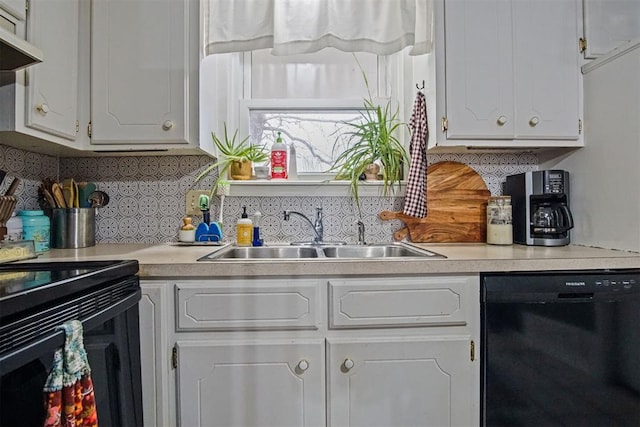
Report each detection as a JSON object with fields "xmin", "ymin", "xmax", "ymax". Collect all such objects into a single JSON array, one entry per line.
[{"xmin": 51, "ymin": 208, "xmax": 96, "ymax": 248}]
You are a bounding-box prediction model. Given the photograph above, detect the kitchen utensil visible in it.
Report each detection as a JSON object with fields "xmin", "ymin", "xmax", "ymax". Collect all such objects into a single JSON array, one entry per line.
[
  {"xmin": 51, "ymin": 183, "xmax": 67, "ymax": 208},
  {"xmin": 88, "ymin": 190, "xmax": 109, "ymax": 208},
  {"xmin": 4, "ymin": 177, "xmax": 20, "ymax": 197},
  {"xmin": 51, "ymin": 208, "xmax": 96, "ymax": 248},
  {"xmin": 42, "ymin": 188, "xmax": 56, "ymax": 209},
  {"xmin": 61, "ymin": 178, "xmax": 75, "ymax": 208},
  {"xmin": 72, "ymin": 180, "xmax": 79, "ymax": 208},
  {"xmin": 379, "ymin": 161, "xmax": 490, "ymax": 243},
  {"xmin": 78, "ymin": 182, "xmax": 96, "ymax": 208}
]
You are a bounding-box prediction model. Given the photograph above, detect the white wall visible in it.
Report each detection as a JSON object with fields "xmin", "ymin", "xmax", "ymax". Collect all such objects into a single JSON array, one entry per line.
[{"xmin": 543, "ymin": 40, "xmax": 640, "ymax": 252}]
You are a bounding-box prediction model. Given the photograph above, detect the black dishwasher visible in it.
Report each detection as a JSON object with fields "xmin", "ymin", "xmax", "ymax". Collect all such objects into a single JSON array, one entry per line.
[{"xmin": 481, "ymin": 269, "xmax": 640, "ymax": 427}]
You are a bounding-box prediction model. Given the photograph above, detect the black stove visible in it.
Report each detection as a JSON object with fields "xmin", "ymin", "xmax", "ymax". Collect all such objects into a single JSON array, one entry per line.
[
  {"xmin": 0, "ymin": 260, "xmax": 143, "ymax": 426},
  {"xmin": 0, "ymin": 260, "xmax": 139, "ymax": 320}
]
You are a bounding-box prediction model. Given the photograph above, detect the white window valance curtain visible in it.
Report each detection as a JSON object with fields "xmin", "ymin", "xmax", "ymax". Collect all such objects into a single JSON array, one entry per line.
[{"xmin": 204, "ymin": 0, "xmax": 434, "ymax": 56}]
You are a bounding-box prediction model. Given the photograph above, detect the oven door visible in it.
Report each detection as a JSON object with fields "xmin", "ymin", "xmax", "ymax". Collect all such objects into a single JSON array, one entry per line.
[{"xmin": 0, "ymin": 279, "xmax": 142, "ymax": 427}]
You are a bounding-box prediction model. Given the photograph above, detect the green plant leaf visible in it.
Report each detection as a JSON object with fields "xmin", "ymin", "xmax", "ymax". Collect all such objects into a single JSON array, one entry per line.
[{"xmin": 194, "ymin": 122, "xmax": 269, "ymax": 194}]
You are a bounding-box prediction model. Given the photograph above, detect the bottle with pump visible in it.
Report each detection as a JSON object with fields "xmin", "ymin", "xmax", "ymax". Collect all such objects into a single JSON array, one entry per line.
[
  {"xmin": 270, "ymin": 131, "xmax": 288, "ymax": 179},
  {"xmin": 288, "ymin": 142, "xmax": 298, "ymax": 180},
  {"xmin": 236, "ymin": 206, "xmax": 253, "ymax": 246},
  {"xmin": 252, "ymin": 210, "xmax": 263, "ymax": 246}
]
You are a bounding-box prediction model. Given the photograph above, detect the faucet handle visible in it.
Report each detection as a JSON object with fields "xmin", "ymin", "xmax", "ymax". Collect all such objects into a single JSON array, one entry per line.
[{"xmin": 356, "ymin": 220, "xmax": 366, "ymax": 245}]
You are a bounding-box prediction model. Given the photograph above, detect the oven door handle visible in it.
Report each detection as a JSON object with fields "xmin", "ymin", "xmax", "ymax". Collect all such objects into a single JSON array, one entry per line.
[{"xmin": 0, "ymin": 289, "xmax": 141, "ymax": 376}]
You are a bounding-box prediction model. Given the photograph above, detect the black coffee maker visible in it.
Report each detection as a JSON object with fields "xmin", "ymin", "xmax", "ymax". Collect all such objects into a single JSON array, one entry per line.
[{"xmin": 505, "ymin": 170, "xmax": 574, "ymax": 246}]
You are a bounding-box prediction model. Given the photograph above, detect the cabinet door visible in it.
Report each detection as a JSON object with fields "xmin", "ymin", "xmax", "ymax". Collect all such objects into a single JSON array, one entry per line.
[
  {"xmin": 177, "ymin": 339, "xmax": 325, "ymax": 427},
  {"xmin": 24, "ymin": 0, "xmax": 79, "ymax": 141},
  {"xmin": 139, "ymin": 282, "xmax": 172, "ymax": 427},
  {"xmin": 327, "ymin": 337, "xmax": 476, "ymax": 427},
  {"xmin": 0, "ymin": 0, "xmax": 26, "ymax": 22},
  {"xmin": 90, "ymin": 0, "xmax": 193, "ymax": 146},
  {"xmin": 444, "ymin": 0, "xmax": 514, "ymax": 139},
  {"xmin": 583, "ymin": 0, "xmax": 640, "ymax": 58},
  {"xmin": 512, "ymin": 0, "xmax": 580, "ymax": 139}
]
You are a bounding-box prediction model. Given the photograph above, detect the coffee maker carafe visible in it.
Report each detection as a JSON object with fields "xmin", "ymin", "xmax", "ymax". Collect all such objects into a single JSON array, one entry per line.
[{"xmin": 505, "ymin": 170, "xmax": 574, "ymax": 246}]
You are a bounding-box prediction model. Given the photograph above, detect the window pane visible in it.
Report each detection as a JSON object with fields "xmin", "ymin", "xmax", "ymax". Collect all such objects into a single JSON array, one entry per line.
[
  {"xmin": 250, "ymin": 49, "xmax": 379, "ymax": 99},
  {"xmin": 249, "ymin": 109, "xmax": 363, "ymax": 174}
]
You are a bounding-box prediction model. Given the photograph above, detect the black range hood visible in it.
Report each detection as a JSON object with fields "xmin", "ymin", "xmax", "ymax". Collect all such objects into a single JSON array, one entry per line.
[{"xmin": 0, "ymin": 26, "xmax": 42, "ymax": 70}]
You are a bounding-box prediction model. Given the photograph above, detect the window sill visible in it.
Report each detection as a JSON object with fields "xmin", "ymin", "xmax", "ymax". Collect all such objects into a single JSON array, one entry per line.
[{"xmin": 226, "ymin": 179, "xmax": 407, "ymax": 197}]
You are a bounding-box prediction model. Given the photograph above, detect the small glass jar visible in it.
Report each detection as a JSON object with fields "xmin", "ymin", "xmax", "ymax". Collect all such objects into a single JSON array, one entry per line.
[
  {"xmin": 5, "ymin": 213, "xmax": 23, "ymax": 242},
  {"xmin": 486, "ymin": 196, "xmax": 513, "ymax": 245},
  {"xmin": 18, "ymin": 210, "xmax": 50, "ymax": 253}
]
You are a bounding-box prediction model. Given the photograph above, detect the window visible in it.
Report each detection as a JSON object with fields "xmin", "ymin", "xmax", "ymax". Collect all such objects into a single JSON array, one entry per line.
[
  {"xmin": 200, "ymin": 47, "xmax": 413, "ymax": 190},
  {"xmin": 247, "ymin": 106, "xmax": 363, "ymax": 175}
]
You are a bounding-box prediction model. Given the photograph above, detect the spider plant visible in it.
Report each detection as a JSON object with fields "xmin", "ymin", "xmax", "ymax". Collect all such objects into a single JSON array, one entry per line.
[
  {"xmin": 329, "ymin": 63, "xmax": 409, "ymax": 211},
  {"xmin": 195, "ymin": 123, "xmax": 268, "ymax": 194}
]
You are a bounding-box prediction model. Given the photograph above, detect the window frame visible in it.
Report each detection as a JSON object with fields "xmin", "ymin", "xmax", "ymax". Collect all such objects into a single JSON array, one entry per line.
[
  {"xmin": 239, "ymin": 98, "xmax": 397, "ymax": 180},
  {"xmin": 201, "ymin": 50, "xmax": 412, "ymax": 196}
]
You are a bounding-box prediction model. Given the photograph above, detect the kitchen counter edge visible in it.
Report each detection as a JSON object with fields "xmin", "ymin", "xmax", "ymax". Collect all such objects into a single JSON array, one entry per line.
[{"xmin": 25, "ymin": 243, "xmax": 640, "ymax": 278}]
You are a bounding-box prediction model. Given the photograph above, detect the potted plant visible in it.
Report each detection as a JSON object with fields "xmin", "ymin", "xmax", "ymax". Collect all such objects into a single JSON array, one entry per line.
[
  {"xmin": 195, "ymin": 124, "xmax": 268, "ymax": 193},
  {"xmin": 329, "ymin": 76, "xmax": 409, "ymax": 210}
]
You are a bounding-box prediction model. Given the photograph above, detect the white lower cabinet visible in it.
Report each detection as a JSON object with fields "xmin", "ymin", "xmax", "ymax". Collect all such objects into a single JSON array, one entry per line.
[
  {"xmin": 327, "ymin": 337, "xmax": 473, "ymax": 427},
  {"xmin": 177, "ymin": 340, "xmax": 326, "ymax": 427},
  {"xmin": 166, "ymin": 275, "xmax": 479, "ymax": 427},
  {"xmin": 139, "ymin": 281, "xmax": 174, "ymax": 427}
]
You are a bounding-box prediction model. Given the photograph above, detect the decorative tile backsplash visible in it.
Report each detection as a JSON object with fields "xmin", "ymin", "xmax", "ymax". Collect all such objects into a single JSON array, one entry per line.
[{"xmin": 1, "ymin": 144, "xmax": 538, "ymax": 244}]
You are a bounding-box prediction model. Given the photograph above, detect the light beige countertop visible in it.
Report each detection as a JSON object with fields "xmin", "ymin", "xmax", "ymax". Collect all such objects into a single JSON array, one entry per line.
[{"xmin": 29, "ymin": 243, "xmax": 640, "ymax": 278}]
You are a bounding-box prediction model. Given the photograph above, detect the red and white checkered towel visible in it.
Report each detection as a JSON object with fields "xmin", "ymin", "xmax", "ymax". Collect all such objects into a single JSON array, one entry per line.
[{"xmin": 403, "ymin": 91, "xmax": 428, "ymax": 218}]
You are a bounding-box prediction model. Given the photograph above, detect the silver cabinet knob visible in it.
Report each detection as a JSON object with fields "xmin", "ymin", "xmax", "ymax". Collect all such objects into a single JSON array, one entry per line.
[
  {"xmin": 162, "ymin": 120, "xmax": 174, "ymax": 131},
  {"xmin": 343, "ymin": 358, "xmax": 354, "ymax": 371},
  {"xmin": 529, "ymin": 116, "xmax": 540, "ymax": 127},
  {"xmin": 297, "ymin": 360, "xmax": 309, "ymax": 372},
  {"xmin": 496, "ymin": 115, "xmax": 507, "ymax": 126},
  {"xmin": 36, "ymin": 103, "xmax": 50, "ymax": 115}
]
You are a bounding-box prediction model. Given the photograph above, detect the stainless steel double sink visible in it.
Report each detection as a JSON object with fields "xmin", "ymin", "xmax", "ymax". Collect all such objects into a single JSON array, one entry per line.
[{"xmin": 198, "ymin": 242, "xmax": 446, "ymax": 260}]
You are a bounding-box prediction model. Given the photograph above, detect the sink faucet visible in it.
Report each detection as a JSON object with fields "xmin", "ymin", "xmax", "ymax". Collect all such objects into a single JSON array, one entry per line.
[
  {"xmin": 283, "ymin": 207, "xmax": 324, "ymax": 243},
  {"xmin": 356, "ymin": 220, "xmax": 366, "ymax": 245}
]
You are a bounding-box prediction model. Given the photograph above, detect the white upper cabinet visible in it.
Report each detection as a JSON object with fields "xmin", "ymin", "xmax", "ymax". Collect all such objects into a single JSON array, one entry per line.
[
  {"xmin": 443, "ymin": 0, "xmax": 514, "ymax": 140},
  {"xmin": 511, "ymin": 0, "xmax": 581, "ymax": 140},
  {"xmin": 582, "ymin": 0, "xmax": 640, "ymax": 58},
  {"xmin": 0, "ymin": 0, "xmax": 82, "ymax": 151},
  {"xmin": 2, "ymin": 0, "xmax": 214, "ymax": 156},
  {"xmin": 89, "ymin": 0, "xmax": 203, "ymax": 153},
  {"xmin": 25, "ymin": 0, "xmax": 79, "ymax": 141},
  {"xmin": 421, "ymin": 0, "xmax": 583, "ymax": 150}
]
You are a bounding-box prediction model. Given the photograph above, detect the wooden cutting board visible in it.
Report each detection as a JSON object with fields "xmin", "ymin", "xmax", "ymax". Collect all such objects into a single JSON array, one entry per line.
[{"xmin": 379, "ymin": 161, "xmax": 491, "ymax": 242}]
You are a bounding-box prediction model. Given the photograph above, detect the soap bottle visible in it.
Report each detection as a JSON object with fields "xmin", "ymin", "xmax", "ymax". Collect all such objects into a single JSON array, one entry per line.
[
  {"xmin": 178, "ymin": 217, "xmax": 196, "ymax": 243},
  {"xmin": 252, "ymin": 210, "xmax": 263, "ymax": 246},
  {"xmin": 270, "ymin": 131, "xmax": 288, "ymax": 179},
  {"xmin": 236, "ymin": 206, "xmax": 253, "ymax": 246},
  {"xmin": 288, "ymin": 142, "xmax": 298, "ymax": 180},
  {"xmin": 195, "ymin": 194, "xmax": 210, "ymax": 242}
]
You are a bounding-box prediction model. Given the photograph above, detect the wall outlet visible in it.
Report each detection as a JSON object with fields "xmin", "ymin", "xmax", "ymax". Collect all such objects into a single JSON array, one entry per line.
[{"xmin": 185, "ymin": 190, "xmax": 210, "ymax": 216}]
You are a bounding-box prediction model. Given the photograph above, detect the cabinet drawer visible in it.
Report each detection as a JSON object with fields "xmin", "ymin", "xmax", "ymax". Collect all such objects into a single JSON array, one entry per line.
[
  {"xmin": 329, "ymin": 276, "xmax": 477, "ymax": 328},
  {"xmin": 176, "ymin": 279, "xmax": 322, "ymax": 331}
]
